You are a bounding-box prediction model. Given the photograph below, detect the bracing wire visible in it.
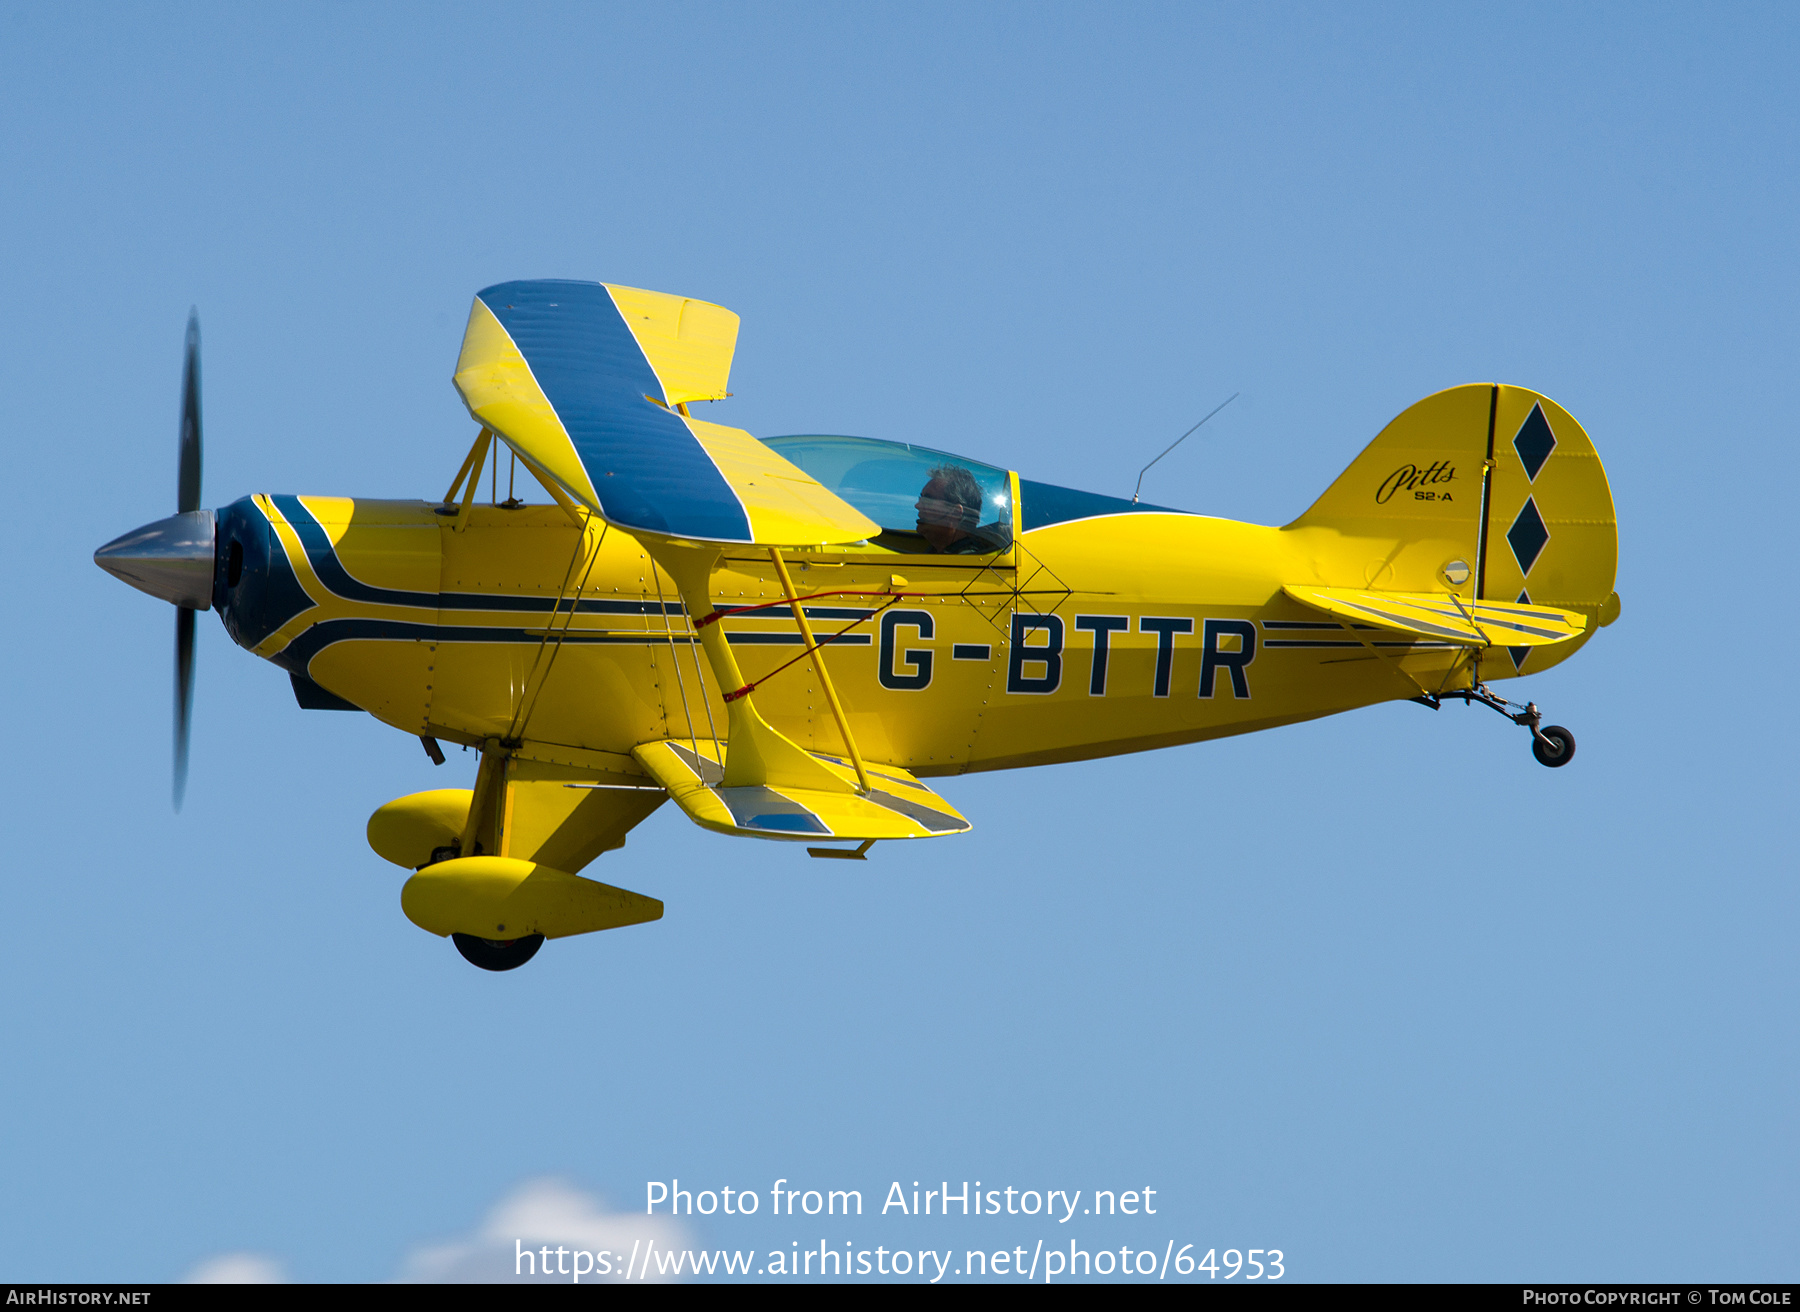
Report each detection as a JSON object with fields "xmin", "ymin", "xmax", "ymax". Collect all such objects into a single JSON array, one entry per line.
[
  {"xmin": 505, "ymin": 516, "xmax": 606, "ymax": 743},
  {"xmin": 649, "ymin": 559, "xmax": 702, "ymax": 751},
  {"xmin": 682, "ymin": 580, "xmax": 725, "ymax": 768},
  {"xmin": 512, "ymin": 521, "xmax": 608, "ymax": 742}
]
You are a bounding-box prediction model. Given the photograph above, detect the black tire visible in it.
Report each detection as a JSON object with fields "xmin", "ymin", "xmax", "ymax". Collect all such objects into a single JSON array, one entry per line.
[
  {"xmin": 1532, "ymin": 725, "xmax": 1576, "ymax": 768},
  {"xmin": 452, "ymin": 932, "xmax": 545, "ymax": 972}
]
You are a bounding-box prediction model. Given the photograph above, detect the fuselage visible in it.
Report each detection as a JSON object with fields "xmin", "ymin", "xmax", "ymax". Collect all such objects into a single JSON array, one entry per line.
[{"xmin": 210, "ymin": 478, "xmax": 1508, "ymax": 778}]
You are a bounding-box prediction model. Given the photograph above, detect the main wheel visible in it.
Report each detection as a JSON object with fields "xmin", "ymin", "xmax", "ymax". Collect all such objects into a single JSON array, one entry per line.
[
  {"xmin": 1531, "ymin": 725, "xmax": 1576, "ymax": 768},
  {"xmin": 452, "ymin": 932, "xmax": 545, "ymax": 972}
]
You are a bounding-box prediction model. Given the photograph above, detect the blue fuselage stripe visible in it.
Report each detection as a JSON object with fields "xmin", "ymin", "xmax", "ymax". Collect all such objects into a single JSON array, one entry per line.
[
  {"xmin": 272, "ymin": 617, "xmax": 869, "ymax": 676},
  {"xmin": 269, "ymin": 495, "xmax": 685, "ymax": 616},
  {"xmin": 274, "ymin": 618, "xmax": 690, "ymax": 676}
]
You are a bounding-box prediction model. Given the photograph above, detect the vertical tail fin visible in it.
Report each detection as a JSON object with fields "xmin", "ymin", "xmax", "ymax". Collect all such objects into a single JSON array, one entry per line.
[{"xmin": 1284, "ymin": 384, "xmax": 1618, "ymax": 672}]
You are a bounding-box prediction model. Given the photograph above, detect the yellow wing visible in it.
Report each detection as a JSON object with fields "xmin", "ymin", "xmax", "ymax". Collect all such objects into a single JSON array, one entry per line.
[
  {"xmin": 602, "ymin": 283, "xmax": 738, "ymax": 406},
  {"xmin": 451, "ymin": 280, "xmax": 878, "ymax": 547}
]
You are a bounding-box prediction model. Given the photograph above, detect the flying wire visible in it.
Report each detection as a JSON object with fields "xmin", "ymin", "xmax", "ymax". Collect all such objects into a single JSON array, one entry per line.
[
  {"xmin": 507, "ymin": 517, "xmax": 608, "ymax": 743},
  {"xmin": 504, "ymin": 523, "xmax": 592, "ymax": 739},
  {"xmin": 649, "ymin": 561, "xmax": 704, "ymax": 755},
  {"xmin": 681, "ymin": 581, "xmax": 726, "ymax": 768}
]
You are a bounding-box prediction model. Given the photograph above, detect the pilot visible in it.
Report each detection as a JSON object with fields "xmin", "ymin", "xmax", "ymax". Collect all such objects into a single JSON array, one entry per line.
[{"xmin": 914, "ymin": 465, "xmax": 1004, "ymax": 554}]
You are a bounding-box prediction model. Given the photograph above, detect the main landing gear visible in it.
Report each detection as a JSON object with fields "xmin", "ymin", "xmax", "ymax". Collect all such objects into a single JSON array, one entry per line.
[
  {"xmin": 452, "ymin": 932, "xmax": 545, "ymax": 972},
  {"xmin": 421, "ymin": 846, "xmax": 545, "ymax": 972},
  {"xmin": 1412, "ymin": 684, "xmax": 1576, "ymax": 768}
]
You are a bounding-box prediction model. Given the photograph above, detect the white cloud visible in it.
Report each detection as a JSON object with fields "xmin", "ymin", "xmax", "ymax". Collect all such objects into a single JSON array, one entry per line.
[
  {"xmin": 184, "ymin": 1252, "xmax": 287, "ymax": 1283},
  {"xmin": 399, "ymin": 1177, "xmax": 694, "ymax": 1283}
]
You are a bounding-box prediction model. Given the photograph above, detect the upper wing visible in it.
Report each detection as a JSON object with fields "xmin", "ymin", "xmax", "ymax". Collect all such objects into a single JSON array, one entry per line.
[
  {"xmin": 452, "ymin": 279, "xmax": 879, "ymax": 546},
  {"xmin": 1282, "ymin": 585, "xmax": 1588, "ymax": 648}
]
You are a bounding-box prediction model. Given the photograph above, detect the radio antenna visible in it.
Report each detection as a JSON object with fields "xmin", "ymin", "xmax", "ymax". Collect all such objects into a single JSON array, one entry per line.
[{"xmin": 1132, "ymin": 392, "xmax": 1239, "ymax": 503}]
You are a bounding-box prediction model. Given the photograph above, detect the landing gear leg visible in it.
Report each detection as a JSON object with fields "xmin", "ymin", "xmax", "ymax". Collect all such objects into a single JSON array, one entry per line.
[{"xmin": 1412, "ymin": 683, "xmax": 1577, "ymax": 768}]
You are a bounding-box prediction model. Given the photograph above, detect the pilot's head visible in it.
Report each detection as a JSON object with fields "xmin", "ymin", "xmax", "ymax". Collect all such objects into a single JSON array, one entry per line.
[{"xmin": 915, "ymin": 465, "xmax": 983, "ymax": 550}]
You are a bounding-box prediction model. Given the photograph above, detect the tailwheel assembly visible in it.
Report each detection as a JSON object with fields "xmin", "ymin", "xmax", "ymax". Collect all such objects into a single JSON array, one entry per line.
[{"xmin": 1412, "ymin": 683, "xmax": 1577, "ymax": 769}]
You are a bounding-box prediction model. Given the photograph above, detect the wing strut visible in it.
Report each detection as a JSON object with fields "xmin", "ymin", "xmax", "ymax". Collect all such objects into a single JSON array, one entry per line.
[
  {"xmin": 647, "ymin": 541, "xmax": 853, "ymax": 795},
  {"xmin": 442, "ymin": 428, "xmax": 490, "ymax": 504},
  {"xmin": 513, "ymin": 450, "xmax": 591, "ymax": 530},
  {"xmin": 441, "ymin": 428, "xmax": 493, "ymax": 533},
  {"xmin": 768, "ymin": 546, "xmax": 872, "ymax": 795}
]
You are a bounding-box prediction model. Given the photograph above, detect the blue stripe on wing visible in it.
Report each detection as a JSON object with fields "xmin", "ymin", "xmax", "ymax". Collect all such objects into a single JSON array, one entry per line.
[{"xmin": 477, "ymin": 280, "xmax": 753, "ymax": 542}]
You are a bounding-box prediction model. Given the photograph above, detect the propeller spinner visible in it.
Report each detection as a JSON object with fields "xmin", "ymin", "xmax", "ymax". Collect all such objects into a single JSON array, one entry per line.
[{"xmin": 93, "ymin": 310, "xmax": 216, "ymax": 810}]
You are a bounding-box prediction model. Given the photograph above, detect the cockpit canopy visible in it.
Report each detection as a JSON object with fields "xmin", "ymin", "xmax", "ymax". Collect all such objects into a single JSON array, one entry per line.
[
  {"xmin": 764, "ymin": 435, "xmax": 1013, "ymax": 554},
  {"xmin": 765, "ymin": 433, "xmax": 1189, "ymax": 553}
]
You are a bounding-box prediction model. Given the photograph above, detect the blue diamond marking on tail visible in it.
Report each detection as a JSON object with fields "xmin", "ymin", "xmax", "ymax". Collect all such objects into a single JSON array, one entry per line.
[
  {"xmin": 1509, "ymin": 588, "xmax": 1531, "ymax": 670},
  {"xmin": 1507, "ymin": 498, "xmax": 1549, "ymax": 576},
  {"xmin": 1513, "ymin": 403, "xmax": 1557, "ymax": 482}
]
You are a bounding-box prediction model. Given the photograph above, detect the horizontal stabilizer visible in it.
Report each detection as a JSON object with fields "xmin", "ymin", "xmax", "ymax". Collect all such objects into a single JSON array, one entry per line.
[
  {"xmin": 632, "ymin": 739, "xmax": 971, "ymax": 842},
  {"xmin": 1282, "ymin": 585, "xmax": 1587, "ymax": 648},
  {"xmin": 453, "ymin": 279, "xmax": 879, "ymax": 547}
]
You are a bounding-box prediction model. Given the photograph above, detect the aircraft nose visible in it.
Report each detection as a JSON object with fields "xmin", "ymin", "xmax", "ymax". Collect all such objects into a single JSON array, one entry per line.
[{"xmin": 94, "ymin": 509, "xmax": 217, "ymax": 610}]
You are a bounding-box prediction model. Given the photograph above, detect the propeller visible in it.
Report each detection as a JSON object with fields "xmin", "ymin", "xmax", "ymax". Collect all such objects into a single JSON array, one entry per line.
[
  {"xmin": 93, "ymin": 310, "xmax": 219, "ymax": 812},
  {"xmin": 174, "ymin": 311, "xmax": 203, "ymax": 811}
]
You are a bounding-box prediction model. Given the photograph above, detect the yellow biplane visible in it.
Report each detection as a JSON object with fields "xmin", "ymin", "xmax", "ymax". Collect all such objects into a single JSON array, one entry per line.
[{"xmin": 96, "ymin": 280, "xmax": 1620, "ymax": 971}]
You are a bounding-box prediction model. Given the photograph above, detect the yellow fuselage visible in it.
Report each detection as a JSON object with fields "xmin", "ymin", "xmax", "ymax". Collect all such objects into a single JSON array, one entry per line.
[{"xmin": 218, "ymin": 491, "xmax": 1557, "ymax": 779}]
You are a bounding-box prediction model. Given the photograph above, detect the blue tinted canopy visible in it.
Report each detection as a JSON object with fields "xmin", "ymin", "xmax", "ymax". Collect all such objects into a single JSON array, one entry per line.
[
  {"xmin": 762, "ymin": 436, "xmax": 1012, "ymax": 539},
  {"xmin": 765, "ymin": 434, "xmax": 1193, "ymax": 539}
]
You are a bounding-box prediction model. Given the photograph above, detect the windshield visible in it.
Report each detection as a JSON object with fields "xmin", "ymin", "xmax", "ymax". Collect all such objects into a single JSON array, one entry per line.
[{"xmin": 764, "ymin": 435, "xmax": 1013, "ymax": 554}]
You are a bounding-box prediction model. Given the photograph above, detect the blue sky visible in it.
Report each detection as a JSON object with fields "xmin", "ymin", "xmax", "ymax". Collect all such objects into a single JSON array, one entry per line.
[{"xmin": 0, "ymin": 2, "xmax": 1793, "ymax": 1282}]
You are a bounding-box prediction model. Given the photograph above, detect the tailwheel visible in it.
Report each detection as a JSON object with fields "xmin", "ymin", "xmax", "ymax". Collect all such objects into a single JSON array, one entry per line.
[
  {"xmin": 452, "ymin": 932, "xmax": 545, "ymax": 972},
  {"xmin": 1412, "ymin": 683, "xmax": 1578, "ymax": 769},
  {"xmin": 1531, "ymin": 725, "xmax": 1576, "ymax": 768}
]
